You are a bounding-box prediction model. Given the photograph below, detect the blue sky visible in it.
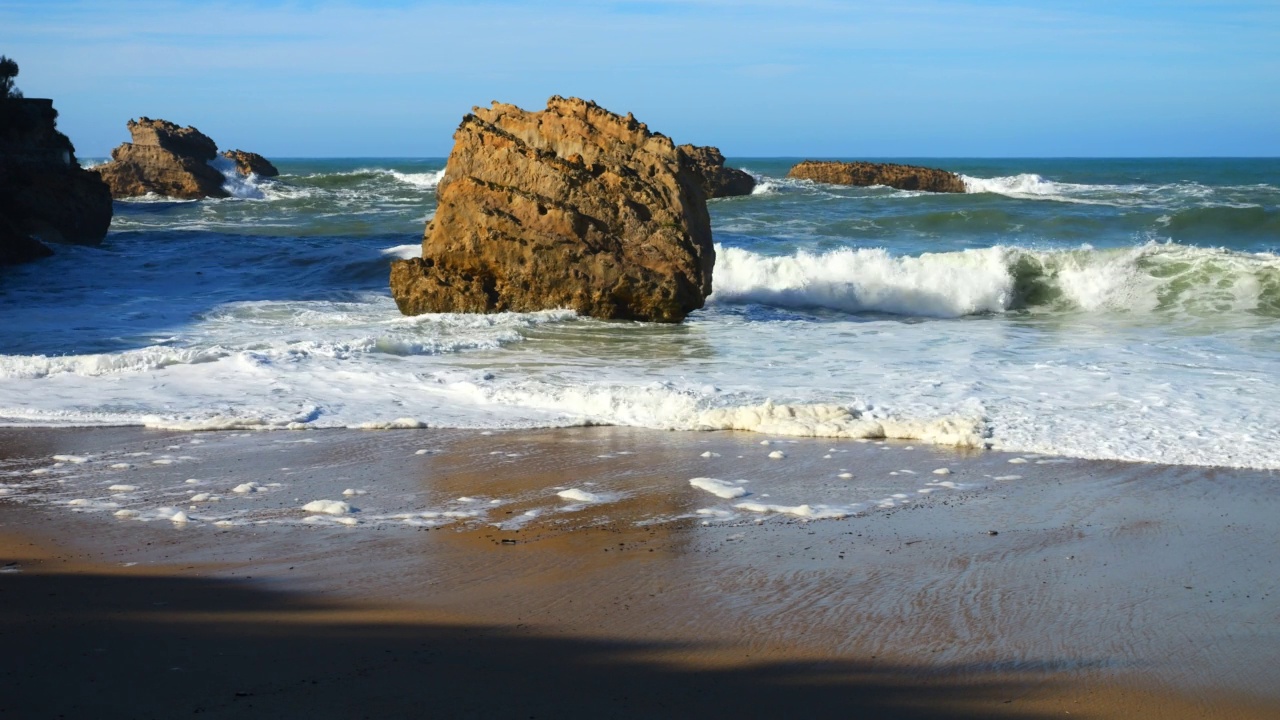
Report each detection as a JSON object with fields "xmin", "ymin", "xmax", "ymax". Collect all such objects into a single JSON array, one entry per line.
[{"xmin": 2, "ymin": 0, "xmax": 1276, "ymax": 157}]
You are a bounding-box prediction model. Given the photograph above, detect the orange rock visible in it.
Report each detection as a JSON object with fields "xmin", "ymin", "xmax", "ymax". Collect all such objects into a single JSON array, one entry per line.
[
  {"xmin": 221, "ymin": 149, "xmax": 278, "ymax": 177},
  {"xmin": 390, "ymin": 97, "xmax": 715, "ymax": 323},
  {"xmin": 787, "ymin": 160, "xmax": 965, "ymax": 193},
  {"xmin": 94, "ymin": 118, "xmax": 228, "ymax": 199},
  {"xmin": 678, "ymin": 144, "xmax": 755, "ymax": 198}
]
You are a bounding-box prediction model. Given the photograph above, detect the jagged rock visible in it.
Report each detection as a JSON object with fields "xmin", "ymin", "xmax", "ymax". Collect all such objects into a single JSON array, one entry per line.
[
  {"xmin": 677, "ymin": 144, "xmax": 755, "ymax": 198},
  {"xmin": 390, "ymin": 96, "xmax": 714, "ymax": 323},
  {"xmin": 221, "ymin": 149, "xmax": 278, "ymax": 177},
  {"xmin": 787, "ymin": 160, "xmax": 966, "ymax": 193},
  {"xmin": 0, "ymin": 97, "xmax": 112, "ymax": 264},
  {"xmin": 94, "ymin": 118, "xmax": 228, "ymax": 199}
]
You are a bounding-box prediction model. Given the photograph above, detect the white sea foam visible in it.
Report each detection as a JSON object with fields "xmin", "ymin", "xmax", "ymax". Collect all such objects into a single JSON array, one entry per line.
[
  {"xmin": 733, "ymin": 501, "xmax": 853, "ymax": 520},
  {"xmin": 557, "ymin": 488, "xmax": 602, "ymax": 503},
  {"xmin": 383, "ymin": 244, "xmax": 422, "ymax": 259},
  {"xmin": 689, "ymin": 477, "xmax": 748, "ymax": 499},
  {"xmin": 52, "ymin": 454, "xmax": 89, "ymax": 464},
  {"xmin": 302, "ymin": 499, "xmax": 352, "ymax": 515},
  {"xmin": 212, "ymin": 157, "xmax": 271, "ymax": 200}
]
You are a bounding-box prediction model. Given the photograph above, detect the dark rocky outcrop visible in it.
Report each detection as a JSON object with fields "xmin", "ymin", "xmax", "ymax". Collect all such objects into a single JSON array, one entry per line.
[
  {"xmin": 787, "ymin": 160, "xmax": 966, "ymax": 193},
  {"xmin": 389, "ymin": 96, "xmax": 714, "ymax": 323},
  {"xmin": 1, "ymin": 98, "xmax": 112, "ymax": 265},
  {"xmin": 94, "ymin": 117, "xmax": 228, "ymax": 199},
  {"xmin": 221, "ymin": 149, "xmax": 278, "ymax": 177},
  {"xmin": 677, "ymin": 144, "xmax": 755, "ymax": 198}
]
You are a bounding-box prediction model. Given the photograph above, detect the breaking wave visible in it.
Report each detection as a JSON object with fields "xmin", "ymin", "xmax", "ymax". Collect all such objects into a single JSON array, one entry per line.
[{"xmin": 711, "ymin": 242, "xmax": 1280, "ymax": 318}]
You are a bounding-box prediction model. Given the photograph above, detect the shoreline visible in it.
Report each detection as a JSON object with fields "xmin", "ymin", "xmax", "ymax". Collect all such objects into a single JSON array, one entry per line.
[{"xmin": 2, "ymin": 425, "xmax": 1278, "ymax": 718}]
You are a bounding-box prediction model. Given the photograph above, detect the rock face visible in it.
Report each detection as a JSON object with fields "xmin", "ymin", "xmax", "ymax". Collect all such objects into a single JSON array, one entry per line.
[
  {"xmin": 677, "ymin": 144, "xmax": 755, "ymax": 198},
  {"xmin": 221, "ymin": 149, "xmax": 279, "ymax": 177},
  {"xmin": 390, "ymin": 96, "xmax": 715, "ymax": 323},
  {"xmin": 94, "ymin": 118, "xmax": 230, "ymax": 199},
  {"xmin": 787, "ymin": 160, "xmax": 966, "ymax": 193},
  {"xmin": 0, "ymin": 98, "xmax": 112, "ymax": 264}
]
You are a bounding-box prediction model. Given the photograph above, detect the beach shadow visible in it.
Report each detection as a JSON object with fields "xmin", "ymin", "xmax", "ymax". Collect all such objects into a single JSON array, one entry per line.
[{"xmin": 0, "ymin": 568, "xmax": 1064, "ymax": 719}]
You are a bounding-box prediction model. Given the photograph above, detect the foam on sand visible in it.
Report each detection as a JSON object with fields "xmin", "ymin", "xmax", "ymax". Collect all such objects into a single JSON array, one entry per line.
[
  {"xmin": 689, "ymin": 477, "xmax": 748, "ymax": 499},
  {"xmin": 733, "ymin": 502, "xmax": 855, "ymax": 520},
  {"xmin": 556, "ymin": 488, "xmax": 602, "ymax": 503},
  {"xmin": 302, "ymin": 500, "xmax": 353, "ymax": 516}
]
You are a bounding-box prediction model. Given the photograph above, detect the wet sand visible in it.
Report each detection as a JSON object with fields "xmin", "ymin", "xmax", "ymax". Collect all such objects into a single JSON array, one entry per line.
[{"xmin": 1, "ymin": 426, "xmax": 1278, "ymax": 718}]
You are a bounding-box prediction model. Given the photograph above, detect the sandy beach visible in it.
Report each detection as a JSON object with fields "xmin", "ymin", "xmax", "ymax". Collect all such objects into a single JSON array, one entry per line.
[{"xmin": 1, "ymin": 426, "xmax": 1276, "ymax": 718}]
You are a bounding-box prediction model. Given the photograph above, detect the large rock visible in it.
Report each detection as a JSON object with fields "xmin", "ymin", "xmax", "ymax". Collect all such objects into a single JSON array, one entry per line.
[
  {"xmin": 390, "ymin": 96, "xmax": 714, "ymax": 323},
  {"xmin": 94, "ymin": 118, "xmax": 229, "ymax": 199},
  {"xmin": 0, "ymin": 97, "xmax": 112, "ymax": 264},
  {"xmin": 677, "ymin": 144, "xmax": 755, "ymax": 198},
  {"xmin": 221, "ymin": 149, "xmax": 279, "ymax": 177},
  {"xmin": 0, "ymin": 211, "xmax": 53, "ymax": 265},
  {"xmin": 787, "ymin": 160, "xmax": 966, "ymax": 193}
]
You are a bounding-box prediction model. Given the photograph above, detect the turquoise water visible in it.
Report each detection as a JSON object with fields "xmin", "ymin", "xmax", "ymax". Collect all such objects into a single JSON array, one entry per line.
[{"xmin": 1, "ymin": 157, "xmax": 1278, "ymax": 469}]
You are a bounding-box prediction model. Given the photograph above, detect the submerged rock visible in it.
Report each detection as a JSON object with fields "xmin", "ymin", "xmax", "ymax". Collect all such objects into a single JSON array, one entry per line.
[
  {"xmin": 0, "ymin": 97, "xmax": 112, "ymax": 264},
  {"xmin": 678, "ymin": 144, "xmax": 755, "ymax": 198},
  {"xmin": 221, "ymin": 149, "xmax": 279, "ymax": 177},
  {"xmin": 390, "ymin": 96, "xmax": 714, "ymax": 323},
  {"xmin": 94, "ymin": 118, "xmax": 226, "ymax": 199},
  {"xmin": 787, "ymin": 160, "xmax": 966, "ymax": 193}
]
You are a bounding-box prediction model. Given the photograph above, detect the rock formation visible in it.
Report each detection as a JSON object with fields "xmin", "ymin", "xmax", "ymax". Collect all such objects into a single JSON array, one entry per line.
[
  {"xmin": 221, "ymin": 149, "xmax": 278, "ymax": 177},
  {"xmin": 677, "ymin": 144, "xmax": 755, "ymax": 198},
  {"xmin": 390, "ymin": 96, "xmax": 715, "ymax": 323},
  {"xmin": 94, "ymin": 118, "xmax": 228, "ymax": 199},
  {"xmin": 787, "ymin": 160, "xmax": 966, "ymax": 193},
  {"xmin": 1, "ymin": 97, "xmax": 112, "ymax": 265}
]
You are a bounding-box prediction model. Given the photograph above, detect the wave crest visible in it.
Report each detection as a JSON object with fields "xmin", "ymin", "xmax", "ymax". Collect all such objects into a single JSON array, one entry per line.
[{"xmin": 711, "ymin": 243, "xmax": 1280, "ymax": 318}]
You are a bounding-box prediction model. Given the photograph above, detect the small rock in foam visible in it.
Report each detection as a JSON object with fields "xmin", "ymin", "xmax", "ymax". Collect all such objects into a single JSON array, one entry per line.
[
  {"xmin": 767, "ymin": 450, "xmax": 786, "ymax": 459},
  {"xmin": 699, "ymin": 451, "xmax": 721, "ymax": 458},
  {"xmin": 932, "ymin": 468, "xmax": 952, "ymax": 475},
  {"xmin": 342, "ymin": 488, "xmax": 367, "ymax": 496},
  {"xmin": 837, "ymin": 472, "xmax": 853, "ymax": 479},
  {"xmin": 110, "ymin": 463, "xmax": 132, "ymax": 470},
  {"xmin": 108, "ymin": 484, "xmax": 139, "ymax": 492},
  {"xmin": 232, "ymin": 482, "xmax": 261, "ymax": 493}
]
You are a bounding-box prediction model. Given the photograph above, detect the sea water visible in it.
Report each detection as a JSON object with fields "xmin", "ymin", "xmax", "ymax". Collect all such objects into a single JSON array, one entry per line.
[{"xmin": 2, "ymin": 158, "xmax": 1279, "ymax": 469}]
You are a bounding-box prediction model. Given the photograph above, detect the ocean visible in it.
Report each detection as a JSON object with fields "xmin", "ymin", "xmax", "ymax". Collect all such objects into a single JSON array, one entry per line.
[{"xmin": 2, "ymin": 157, "xmax": 1279, "ymax": 473}]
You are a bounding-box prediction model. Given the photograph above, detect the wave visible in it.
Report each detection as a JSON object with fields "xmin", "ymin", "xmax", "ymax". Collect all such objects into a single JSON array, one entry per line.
[
  {"xmin": 452, "ymin": 378, "xmax": 987, "ymax": 447},
  {"xmin": 961, "ymin": 173, "xmax": 1103, "ymax": 201},
  {"xmin": 296, "ymin": 167, "xmax": 445, "ymax": 190},
  {"xmin": 710, "ymin": 242, "xmax": 1280, "ymax": 318}
]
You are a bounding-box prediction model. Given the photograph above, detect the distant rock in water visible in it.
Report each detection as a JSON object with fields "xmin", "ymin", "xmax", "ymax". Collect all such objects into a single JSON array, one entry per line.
[
  {"xmin": 678, "ymin": 144, "xmax": 755, "ymax": 198},
  {"xmin": 221, "ymin": 149, "xmax": 278, "ymax": 177},
  {"xmin": 1, "ymin": 97, "xmax": 112, "ymax": 265},
  {"xmin": 787, "ymin": 160, "xmax": 965, "ymax": 193},
  {"xmin": 390, "ymin": 96, "xmax": 714, "ymax": 323},
  {"xmin": 94, "ymin": 118, "xmax": 277, "ymax": 199}
]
